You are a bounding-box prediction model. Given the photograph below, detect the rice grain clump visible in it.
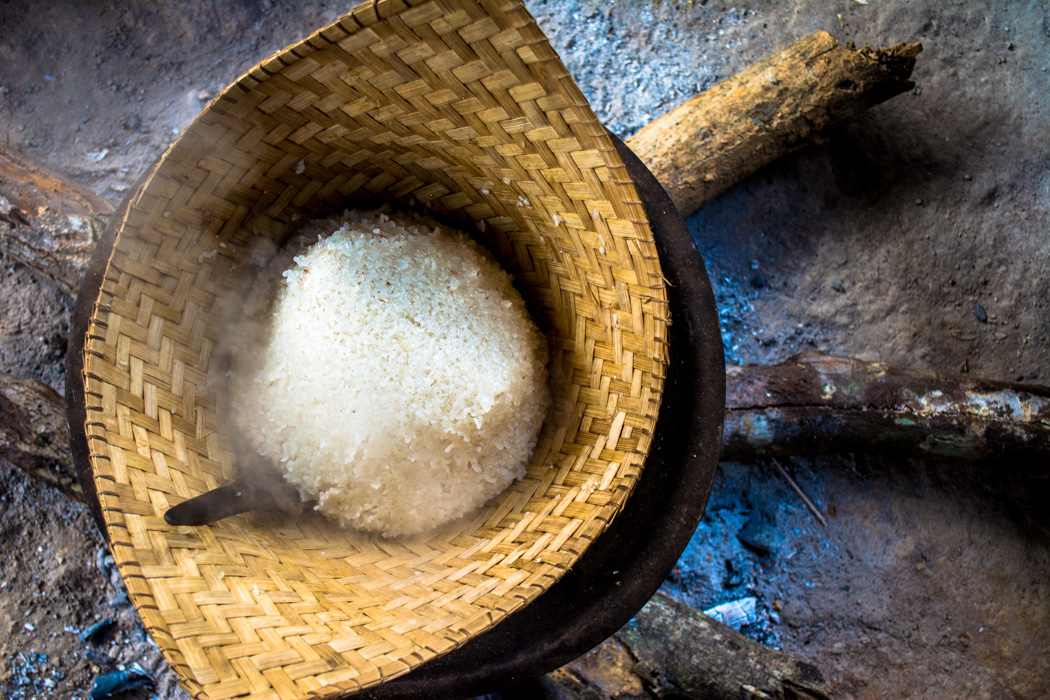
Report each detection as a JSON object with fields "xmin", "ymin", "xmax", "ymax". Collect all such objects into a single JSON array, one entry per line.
[{"xmin": 232, "ymin": 210, "xmax": 549, "ymax": 537}]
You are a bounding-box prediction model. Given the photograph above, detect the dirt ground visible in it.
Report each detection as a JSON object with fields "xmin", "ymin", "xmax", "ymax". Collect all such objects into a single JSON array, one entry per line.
[{"xmin": 0, "ymin": 1, "xmax": 1047, "ymax": 699}]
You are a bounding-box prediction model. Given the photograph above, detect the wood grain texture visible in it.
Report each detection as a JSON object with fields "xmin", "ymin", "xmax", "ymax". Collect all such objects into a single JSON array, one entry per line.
[
  {"xmin": 723, "ymin": 351, "xmax": 1050, "ymax": 469},
  {"xmin": 626, "ymin": 30, "xmax": 921, "ymax": 216}
]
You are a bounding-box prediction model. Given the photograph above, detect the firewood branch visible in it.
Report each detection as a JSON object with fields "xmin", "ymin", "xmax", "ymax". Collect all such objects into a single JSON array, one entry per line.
[
  {"xmin": 626, "ymin": 30, "xmax": 921, "ymax": 216},
  {"xmin": 722, "ymin": 351, "xmax": 1050, "ymax": 469},
  {"xmin": 0, "ymin": 372, "xmax": 82, "ymax": 502},
  {"xmin": 543, "ymin": 592, "xmax": 830, "ymax": 700}
]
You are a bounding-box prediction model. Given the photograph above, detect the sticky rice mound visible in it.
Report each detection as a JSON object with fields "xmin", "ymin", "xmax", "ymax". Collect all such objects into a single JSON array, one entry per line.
[{"xmin": 231, "ymin": 210, "xmax": 549, "ymax": 537}]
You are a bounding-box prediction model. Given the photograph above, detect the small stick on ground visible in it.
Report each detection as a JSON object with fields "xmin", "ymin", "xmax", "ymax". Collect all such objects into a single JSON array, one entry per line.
[{"xmin": 772, "ymin": 458, "xmax": 827, "ymax": 527}]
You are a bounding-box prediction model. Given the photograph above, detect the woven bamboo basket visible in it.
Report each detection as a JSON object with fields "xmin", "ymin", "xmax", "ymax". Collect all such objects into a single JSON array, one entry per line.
[{"xmin": 75, "ymin": 0, "xmax": 669, "ymax": 697}]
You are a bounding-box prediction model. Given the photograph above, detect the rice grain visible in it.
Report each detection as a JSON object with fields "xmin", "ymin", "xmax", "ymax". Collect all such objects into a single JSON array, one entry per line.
[{"xmin": 231, "ymin": 210, "xmax": 550, "ymax": 537}]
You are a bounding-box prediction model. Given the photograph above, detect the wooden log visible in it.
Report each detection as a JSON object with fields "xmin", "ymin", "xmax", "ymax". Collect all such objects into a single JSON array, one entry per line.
[
  {"xmin": 0, "ymin": 141, "xmax": 111, "ymax": 297},
  {"xmin": 542, "ymin": 592, "xmax": 830, "ymax": 700},
  {"xmin": 626, "ymin": 30, "xmax": 922, "ymax": 216},
  {"xmin": 0, "ymin": 372, "xmax": 83, "ymax": 502},
  {"xmin": 723, "ymin": 351, "xmax": 1050, "ymax": 470}
]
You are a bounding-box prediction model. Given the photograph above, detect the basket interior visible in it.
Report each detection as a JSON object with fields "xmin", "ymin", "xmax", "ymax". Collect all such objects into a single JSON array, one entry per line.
[{"xmin": 79, "ymin": 0, "xmax": 669, "ymax": 697}]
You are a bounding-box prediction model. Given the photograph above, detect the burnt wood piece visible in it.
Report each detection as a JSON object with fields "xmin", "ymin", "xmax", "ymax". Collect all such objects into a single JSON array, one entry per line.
[
  {"xmin": 0, "ymin": 141, "xmax": 112, "ymax": 297},
  {"xmin": 723, "ymin": 351, "xmax": 1050, "ymax": 469},
  {"xmin": 0, "ymin": 372, "xmax": 82, "ymax": 502},
  {"xmin": 544, "ymin": 592, "xmax": 830, "ymax": 700},
  {"xmin": 626, "ymin": 30, "xmax": 922, "ymax": 216}
]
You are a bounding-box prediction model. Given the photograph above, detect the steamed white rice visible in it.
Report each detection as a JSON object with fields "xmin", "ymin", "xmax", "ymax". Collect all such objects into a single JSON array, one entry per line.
[{"xmin": 230, "ymin": 209, "xmax": 549, "ymax": 537}]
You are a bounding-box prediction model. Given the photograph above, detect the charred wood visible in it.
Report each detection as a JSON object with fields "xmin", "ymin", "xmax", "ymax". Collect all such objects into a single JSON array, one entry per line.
[
  {"xmin": 723, "ymin": 351, "xmax": 1050, "ymax": 470},
  {"xmin": 543, "ymin": 592, "xmax": 830, "ymax": 700},
  {"xmin": 0, "ymin": 141, "xmax": 111, "ymax": 297},
  {"xmin": 0, "ymin": 372, "xmax": 82, "ymax": 502}
]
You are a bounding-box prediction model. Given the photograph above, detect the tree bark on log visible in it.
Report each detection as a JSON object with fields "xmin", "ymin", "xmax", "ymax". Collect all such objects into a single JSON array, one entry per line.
[
  {"xmin": 723, "ymin": 351, "xmax": 1050, "ymax": 470},
  {"xmin": 542, "ymin": 592, "xmax": 830, "ymax": 700},
  {"xmin": 0, "ymin": 140, "xmax": 111, "ymax": 297},
  {"xmin": 625, "ymin": 30, "xmax": 922, "ymax": 216}
]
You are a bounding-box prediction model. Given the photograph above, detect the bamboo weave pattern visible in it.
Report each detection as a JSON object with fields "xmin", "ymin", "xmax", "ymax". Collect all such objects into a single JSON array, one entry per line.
[{"xmin": 80, "ymin": 0, "xmax": 669, "ymax": 697}]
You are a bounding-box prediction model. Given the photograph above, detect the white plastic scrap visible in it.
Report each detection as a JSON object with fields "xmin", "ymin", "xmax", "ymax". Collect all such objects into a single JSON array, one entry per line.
[{"xmin": 703, "ymin": 596, "xmax": 758, "ymax": 630}]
